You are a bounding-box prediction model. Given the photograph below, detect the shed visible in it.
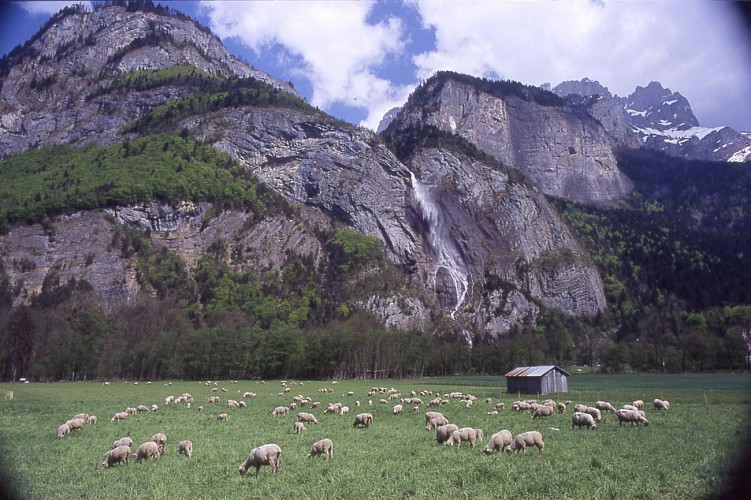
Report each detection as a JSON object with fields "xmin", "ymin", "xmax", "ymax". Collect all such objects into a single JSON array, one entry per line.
[{"xmin": 504, "ymin": 365, "xmax": 570, "ymax": 395}]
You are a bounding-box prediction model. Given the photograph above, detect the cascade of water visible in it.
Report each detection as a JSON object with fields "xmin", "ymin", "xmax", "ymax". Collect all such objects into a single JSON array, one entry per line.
[{"xmin": 411, "ymin": 172, "xmax": 469, "ymax": 317}]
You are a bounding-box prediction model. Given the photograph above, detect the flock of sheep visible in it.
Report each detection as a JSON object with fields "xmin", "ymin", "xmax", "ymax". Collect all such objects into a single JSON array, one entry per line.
[{"xmin": 57, "ymin": 379, "xmax": 671, "ymax": 477}]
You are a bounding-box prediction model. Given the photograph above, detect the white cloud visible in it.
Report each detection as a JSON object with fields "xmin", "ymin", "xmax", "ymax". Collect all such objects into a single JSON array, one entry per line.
[
  {"xmin": 410, "ymin": 0, "xmax": 751, "ymax": 130},
  {"xmin": 17, "ymin": 1, "xmax": 90, "ymax": 16},
  {"xmin": 201, "ymin": 0, "xmax": 414, "ymax": 129}
]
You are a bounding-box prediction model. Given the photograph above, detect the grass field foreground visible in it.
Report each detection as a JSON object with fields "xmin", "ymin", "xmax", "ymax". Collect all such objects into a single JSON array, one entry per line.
[{"xmin": 0, "ymin": 373, "xmax": 749, "ymax": 499}]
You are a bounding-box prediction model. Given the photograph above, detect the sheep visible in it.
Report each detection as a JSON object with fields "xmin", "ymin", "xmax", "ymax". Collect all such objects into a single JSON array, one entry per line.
[
  {"xmin": 595, "ymin": 401, "xmax": 616, "ymax": 413},
  {"xmin": 238, "ymin": 444, "xmax": 282, "ymax": 477},
  {"xmin": 110, "ymin": 411, "xmax": 128, "ymax": 423},
  {"xmin": 557, "ymin": 402, "xmax": 566, "ymax": 414},
  {"xmin": 227, "ymin": 400, "xmax": 239, "ymax": 408},
  {"xmin": 512, "ymin": 401, "xmax": 531, "ymax": 412},
  {"xmin": 532, "ymin": 405, "xmax": 554, "ymax": 419},
  {"xmin": 150, "ymin": 433, "xmax": 167, "ymax": 453},
  {"xmin": 112, "ymin": 437, "xmax": 133, "ymax": 450},
  {"xmin": 102, "ymin": 445, "xmax": 131, "ymax": 468},
  {"xmin": 177, "ymin": 440, "xmax": 193, "ymax": 458},
  {"xmin": 616, "ymin": 409, "xmax": 650, "ymax": 426},
  {"xmin": 504, "ymin": 431, "xmax": 545, "ymax": 455},
  {"xmin": 621, "ymin": 404, "xmax": 638, "ymax": 412},
  {"xmin": 494, "ymin": 402, "xmax": 505, "ymax": 410},
  {"xmin": 297, "ymin": 412, "xmax": 319, "ymax": 425},
  {"xmin": 584, "ymin": 407, "xmax": 602, "ymax": 422},
  {"xmin": 574, "ymin": 403, "xmax": 588, "ymax": 413},
  {"xmin": 72, "ymin": 413, "xmax": 89, "ymax": 421},
  {"xmin": 67, "ymin": 418, "xmax": 86, "ymax": 431},
  {"xmin": 426, "ymin": 416, "xmax": 449, "ymax": 430},
  {"xmin": 57, "ymin": 423, "xmax": 70, "ymax": 438},
  {"xmin": 633, "ymin": 400, "xmax": 645, "ymax": 410},
  {"xmin": 483, "ymin": 430, "xmax": 513, "ymax": 454},
  {"xmin": 393, "ymin": 404, "xmax": 403, "ymax": 415},
  {"xmin": 447, "ymin": 427, "xmax": 479, "ymax": 447},
  {"xmin": 653, "ymin": 399, "xmax": 671, "ymax": 410},
  {"xmin": 424, "ymin": 412, "xmax": 444, "ymax": 425},
  {"xmin": 436, "ymin": 424, "xmax": 460, "ymax": 444},
  {"xmin": 151, "ymin": 404, "xmax": 158, "ymax": 412},
  {"xmin": 475, "ymin": 428, "xmax": 484, "ymax": 441},
  {"xmin": 135, "ymin": 441, "xmax": 161, "ymax": 462},
  {"xmin": 308, "ymin": 438, "xmax": 334, "ymax": 460},
  {"xmin": 85, "ymin": 415, "xmax": 97, "ymax": 425},
  {"xmin": 571, "ymin": 412, "xmax": 598, "ymax": 430},
  {"xmin": 198, "ymin": 405, "xmax": 204, "ymax": 412},
  {"xmin": 125, "ymin": 407, "xmax": 137, "ymax": 415},
  {"xmin": 137, "ymin": 405, "xmax": 149, "ymax": 413},
  {"xmin": 340, "ymin": 406, "xmax": 350, "ymax": 416},
  {"xmin": 217, "ymin": 413, "xmax": 229, "ymax": 421},
  {"xmin": 293, "ymin": 421, "xmax": 306, "ymax": 434},
  {"xmin": 272, "ymin": 406, "xmax": 290, "ymax": 416},
  {"xmin": 353, "ymin": 413, "xmax": 373, "ymax": 428}
]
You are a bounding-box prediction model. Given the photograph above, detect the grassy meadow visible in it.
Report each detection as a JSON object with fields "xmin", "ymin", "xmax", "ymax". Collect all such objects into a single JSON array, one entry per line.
[{"xmin": 0, "ymin": 373, "xmax": 749, "ymax": 499}]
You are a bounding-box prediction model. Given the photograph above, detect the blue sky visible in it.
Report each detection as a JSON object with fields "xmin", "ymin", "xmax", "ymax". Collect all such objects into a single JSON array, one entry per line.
[{"xmin": 1, "ymin": 1, "xmax": 750, "ymax": 132}]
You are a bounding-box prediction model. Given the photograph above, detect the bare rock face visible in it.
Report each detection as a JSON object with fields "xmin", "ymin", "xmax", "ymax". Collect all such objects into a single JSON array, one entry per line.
[{"xmin": 389, "ymin": 74, "xmax": 633, "ymax": 204}]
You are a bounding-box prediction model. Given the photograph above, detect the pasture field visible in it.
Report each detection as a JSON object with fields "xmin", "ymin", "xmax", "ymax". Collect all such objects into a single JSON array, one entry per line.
[{"xmin": 0, "ymin": 373, "xmax": 749, "ymax": 499}]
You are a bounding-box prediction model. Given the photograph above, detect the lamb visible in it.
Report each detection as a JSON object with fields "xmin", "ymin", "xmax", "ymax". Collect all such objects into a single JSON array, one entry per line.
[
  {"xmin": 102, "ymin": 445, "xmax": 131, "ymax": 468},
  {"xmin": 238, "ymin": 444, "xmax": 282, "ymax": 477},
  {"xmin": 57, "ymin": 423, "xmax": 70, "ymax": 438},
  {"xmin": 353, "ymin": 412, "xmax": 373, "ymax": 428},
  {"xmin": 436, "ymin": 424, "xmax": 460, "ymax": 444},
  {"xmin": 595, "ymin": 401, "xmax": 616, "ymax": 413},
  {"xmin": 272, "ymin": 406, "xmax": 290, "ymax": 416},
  {"xmin": 393, "ymin": 404, "xmax": 403, "ymax": 415},
  {"xmin": 217, "ymin": 413, "xmax": 229, "ymax": 421},
  {"xmin": 653, "ymin": 399, "xmax": 671, "ymax": 410},
  {"xmin": 151, "ymin": 433, "xmax": 167, "ymax": 453},
  {"xmin": 557, "ymin": 402, "xmax": 566, "ymax": 414},
  {"xmin": 112, "ymin": 437, "xmax": 133, "ymax": 449},
  {"xmin": 616, "ymin": 409, "xmax": 650, "ymax": 426},
  {"xmin": 308, "ymin": 438, "xmax": 334, "ymax": 460},
  {"xmin": 293, "ymin": 421, "xmax": 306, "ymax": 434},
  {"xmin": 177, "ymin": 440, "xmax": 193, "ymax": 458},
  {"xmin": 339, "ymin": 406, "xmax": 350, "ymax": 416},
  {"xmin": 85, "ymin": 416, "xmax": 97, "ymax": 425},
  {"xmin": 571, "ymin": 411, "xmax": 598, "ymax": 430},
  {"xmin": 504, "ymin": 431, "xmax": 545, "ymax": 455},
  {"xmin": 447, "ymin": 427, "xmax": 478, "ymax": 447},
  {"xmin": 532, "ymin": 405, "xmax": 554, "ymax": 419},
  {"xmin": 135, "ymin": 441, "xmax": 161, "ymax": 462},
  {"xmin": 584, "ymin": 407, "xmax": 602, "ymax": 422},
  {"xmin": 297, "ymin": 412, "xmax": 319, "ymax": 425},
  {"xmin": 426, "ymin": 416, "xmax": 449, "ymax": 430},
  {"xmin": 483, "ymin": 430, "xmax": 513, "ymax": 454}
]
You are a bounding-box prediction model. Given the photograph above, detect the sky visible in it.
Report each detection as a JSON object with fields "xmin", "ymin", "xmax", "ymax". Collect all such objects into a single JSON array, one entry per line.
[{"xmin": 1, "ymin": 1, "xmax": 750, "ymax": 132}]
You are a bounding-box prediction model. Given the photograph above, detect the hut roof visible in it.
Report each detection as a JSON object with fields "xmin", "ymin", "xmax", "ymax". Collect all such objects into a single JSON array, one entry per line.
[{"xmin": 504, "ymin": 365, "xmax": 570, "ymax": 378}]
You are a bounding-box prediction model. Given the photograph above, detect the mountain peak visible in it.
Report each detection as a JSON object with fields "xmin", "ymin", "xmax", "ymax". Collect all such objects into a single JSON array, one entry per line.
[{"xmin": 625, "ymin": 81, "xmax": 699, "ymax": 131}]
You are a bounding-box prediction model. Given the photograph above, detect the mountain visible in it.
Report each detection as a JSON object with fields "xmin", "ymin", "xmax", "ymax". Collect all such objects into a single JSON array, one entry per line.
[{"xmin": 552, "ymin": 79, "xmax": 751, "ymax": 162}]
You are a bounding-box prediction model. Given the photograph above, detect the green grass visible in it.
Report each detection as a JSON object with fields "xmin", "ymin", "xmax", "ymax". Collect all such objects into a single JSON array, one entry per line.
[{"xmin": 0, "ymin": 374, "xmax": 748, "ymax": 499}]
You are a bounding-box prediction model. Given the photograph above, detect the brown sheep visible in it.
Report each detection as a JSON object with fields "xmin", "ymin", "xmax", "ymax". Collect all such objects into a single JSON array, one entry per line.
[{"xmin": 238, "ymin": 444, "xmax": 282, "ymax": 477}]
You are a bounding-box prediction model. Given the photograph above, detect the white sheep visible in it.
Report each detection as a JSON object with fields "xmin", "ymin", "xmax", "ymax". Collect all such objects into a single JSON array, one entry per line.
[
  {"xmin": 136, "ymin": 405, "xmax": 149, "ymax": 413},
  {"xmin": 72, "ymin": 412, "xmax": 89, "ymax": 421},
  {"xmin": 151, "ymin": 404, "xmax": 158, "ymax": 412},
  {"xmin": 633, "ymin": 400, "xmax": 645, "ymax": 410},
  {"xmin": 112, "ymin": 437, "xmax": 133, "ymax": 449},
  {"xmin": 447, "ymin": 427, "xmax": 478, "ymax": 447},
  {"xmin": 67, "ymin": 418, "xmax": 86, "ymax": 431},
  {"xmin": 426, "ymin": 416, "xmax": 449, "ymax": 430},
  {"xmin": 653, "ymin": 399, "xmax": 671, "ymax": 410},
  {"xmin": 571, "ymin": 411, "xmax": 598, "ymax": 430},
  {"xmin": 393, "ymin": 404, "xmax": 403, "ymax": 415},
  {"xmin": 85, "ymin": 415, "xmax": 97, "ymax": 425},
  {"xmin": 293, "ymin": 421, "xmax": 306, "ymax": 434},
  {"xmin": 308, "ymin": 438, "xmax": 334, "ymax": 460},
  {"xmin": 483, "ymin": 430, "xmax": 513, "ymax": 454},
  {"xmin": 57, "ymin": 423, "xmax": 70, "ymax": 438},
  {"xmin": 595, "ymin": 401, "xmax": 616, "ymax": 413},
  {"xmin": 616, "ymin": 409, "xmax": 650, "ymax": 426},
  {"xmin": 135, "ymin": 441, "xmax": 161, "ymax": 462},
  {"xmin": 495, "ymin": 402, "xmax": 505, "ymax": 410},
  {"xmin": 557, "ymin": 402, "xmax": 566, "ymax": 414},
  {"xmin": 238, "ymin": 444, "xmax": 282, "ymax": 477},
  {"xmin": 297, "ymin": 412, "xmax": 319, "ymax": 425},
  {"xmin": 353, "ymin": 412, "xmax": 373, "ymax": 428},
  {"xmin": 110, "ymin": 412, "xmax": 128, "ymax": 423},
  {"xmin": 150, "ymin": 433, "xmax": 167, "ymax": 453},
  {"xmin": 340, "ymin": 406, "xmax": 350, "ymax": 416},
  {"xmin": 436, "ymin": 424, "xmax": 460, "ymax": 444},
  {"xmin": 102, "ymin": 445, "xmax": 131, "ymax": 468},
  {"xmin": 217, "ymin": 413, "xmax": 229, "ymax": 421},
  {"xmin": 532, "ymin": 405, "xmax": 554, "ymax": 419},
  {"xmin": 504, "ymin": 431, "xmax": 545, "ymax": 455},
  {"xmin": 424, "ymin": 411, "xmax": 444, "ymax": 424},
  {"xmin": 584, "ymin": 407, "xmax": 602, "ymax": 422},
  {"xmin": 177, "ymin": 440, "xmax": 193, "ymax": 458}
]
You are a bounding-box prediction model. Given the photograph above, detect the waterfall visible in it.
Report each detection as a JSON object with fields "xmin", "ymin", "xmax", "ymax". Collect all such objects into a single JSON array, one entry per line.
[{"xmin": 411, "ymin": 172, "xmax": 469, "ymax": 317}]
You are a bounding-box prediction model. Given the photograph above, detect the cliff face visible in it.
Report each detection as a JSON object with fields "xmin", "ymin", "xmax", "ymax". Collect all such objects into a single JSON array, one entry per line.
[
  {"xmin": 0, "ymin": 6, "xmax": 607, "ymax": 335},
  {"xmin": 388, "ymin": 75, "xmax": 633, "ymax": 204}
]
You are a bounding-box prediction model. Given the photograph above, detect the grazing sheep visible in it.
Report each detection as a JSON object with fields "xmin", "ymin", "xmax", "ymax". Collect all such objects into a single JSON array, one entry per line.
[
  {"xmin": 238, "ymin": 444, "xmax": 282, "ymax": 477},
  {"xmin": 436, "ymin": 424, "xmax": 460, "ymax": 444},
  {"xmin": 110, "ymin": 412, "xmax": 128, "ymax": 423},
  {"xmin": 353, "ymin": 413, "xmax": 373, "ymax": 428},
  {"xmin": 595, "ymin": 401, "xmax": 616, "ymax": 413},
  {"xmin": 308, "ymin": 438, "xmax": 334, "ymax": 460},
  {"xmin": 633, "ymin": 400, "xmax": 645, "ymax": 410},
  {"xmin": 137, "ymin": 405, "xmax": 149, "ymax": 413},
  {"xmin": 297, "ymin": 412, "xmax": 319, "ymax": 425},
  {"xmin": 177, "ymin": 440, "xmax": 193, "ymax": 458},
  {"xmin": 504, "ymin": 431, "xmax": 545, "ymax": 455},
  {"xmin": 425, "ymin": 411, "xmax": 444, "ymax": 424},
  {"xmin": 102, "ymin": 445, "xmax": 131, "ymax": 468},
  {"xmin": 584, "ymin": 407, "xmax": 602, "ymax": 422},
  {"xmin": 621, "ymin": 404, "xmax": 638, "ymax": 412},
  {"xmin": 574, "ymin": 403, "xmax": 588, "ymax": 413},
  {"xmin": 475, "ymin": 428, "xmax": 484, "ymax": 441},
  {"xmin": 67, "ymin": 418, "xmax": 86, "ymax": 431},
  {"xmin": 72, "ymin": 413, "xmax": 89, "ymax": 421},
  {"xmin": 135, "ymin": 441, "xmax": 161, "ymax": 462},
  {"xmin": 198, "ymin": 405, "xmax": 204, "ymax": 412},
  {"xmin": 112, "ymin": 437, "xmax": 133, "ymax": 450},
  {"xmin": 557, "ymin": 403, "xmax": 566, "ymax": 414},
  {"xmin": 272, "ymin": 406, "xmax": 290, "ymax": 416},
  {"xmin": 512, "ymin": 401, "xmax": 531, "ymax": 412},
  {"xmin": 393, "ymin": 404, "xmax": 403, "ymax": 415},
  {"xmin": 571, "ymin": 412, "xmax": 598, "ymax": 430},
  {"xmin": 227, "ymin": 400, "xmax": 239, "ymax": 408},
  {"xmin": 150, "ymin": 433, "xmax": 167, "ymax": 453},
  {"xmin": 57, "ymin": 423, "xmax": 70, "ymax": 438},
  {"xmin": 151, "ymin": 404, "xmax": 158, "ymax": 412},
  {"xmin": 616, "ymin": 409, "xmax": 650, "ymax": 427},
  {"xmin": 447, "ymin": 427, "xmax": 478, "ymax": 447},
  {"xmin": 426, "ymin": 416, "xmax": 449, "ymax": 430},
  {"xmin": 85, "ymin": 415, "xmax": 97, "ymax": 425},
  {"xmin": 293, "ymin": 422, "xmax": 306, "ymax": 434},
  {"xmin": 495, "ymin": 402, "xmax": 505, "ymax": 410},
  {"xmin": 217, "ymin": 413, "xmax": 229, "ymax": 421},
  {"xmin": 340, "ymin": 406, "xmax": 350, "ymax": 416},
  {"xmin": 483, "ymin": 430, "xmax": 513, "ymax": 454},
  {"xmin": 532, "ymin": 406, "xmax": 554, "ymax": 419},
  {"xmin": 653, "ymin": 399, "xmax": 671, "ymax": 410}
]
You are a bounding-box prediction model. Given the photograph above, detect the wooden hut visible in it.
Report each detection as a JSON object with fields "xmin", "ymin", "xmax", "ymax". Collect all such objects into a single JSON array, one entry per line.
[{"xmin": 504, "ymin": 365, "xmax": 570, "ymax": 395}]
